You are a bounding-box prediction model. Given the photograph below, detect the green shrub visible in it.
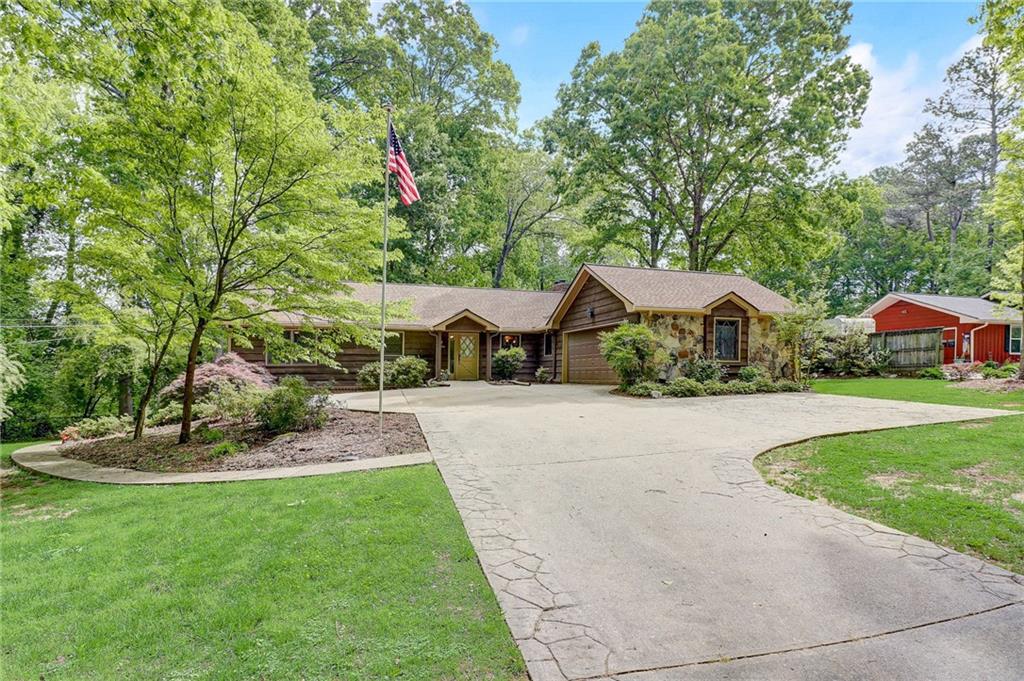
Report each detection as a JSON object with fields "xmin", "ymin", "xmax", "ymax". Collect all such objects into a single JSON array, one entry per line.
[
  {"xmin": 210, "ymin": 441, "xmax": 247, "ymax": 458},
  {"xmin": 753, "ymin": 379, "xmax": 782, "ymax": 393},
  {"xmin": 726, "ymin": 381, "xmax": 758, "ymax": 394},
  {"xmin": 194, "ymin": 424, "xmax": 225, "ymax": 444},
  {"xmin": 599, "ymin": 323, "xmax": 664, "ymax": 388},
  {"xmin": 917, "ymin": 366, "xmax": 946, "ymax": 380},
  {"xmin": 206, "ymin": 384, "xmax": 267, "ymax": 423},
  {"xmin": 73, "ymin": 414, "xmax": 134, "ymax": 439},
  {"xmin": 356, "ymin": 356, "xmax": 430, "ymax": 390},
  {"xmin": 535, "ymin": 366, "xmax": 552, "ymax": 384},
  {"xmin": 737, "ymin": 365, "xmax": 770, "ymax": 382},
  {"xmin": 810, "ymin": 330, "xmax": 891, "ymax": 376},
  {"xmin": 493, "ymin": 347, "xmax": 527, "ymax": 380},
  {"xmin": 678, "ymin": 355, "xmax": 726, "ymax": 383},
  {"xmin": 147, "ymin": 400, "xmax": 215, "ymax": 426},
  {"xmin": 256, "ymin": 377, "xmax": 327, "ymax": 434},
  {"xmin": 981, "ymin": 364, "xmax": 1017, "ymax": 379},
  {"xmin": 663, "ymin": 377, "xmax": 706, "ymax": 397},
  {"xmin": 773, "ymin": 380, "xmax": 806, "ymax": 392},
  {"xmin": 624, "ymin": 381, "xmax": 660, "ymax": 397}
]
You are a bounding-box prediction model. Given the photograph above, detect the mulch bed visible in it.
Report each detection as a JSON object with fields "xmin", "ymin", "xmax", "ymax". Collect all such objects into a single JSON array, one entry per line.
[
  {"xmin": 59, "ymin": 408, "xmax": 427, "ymax": 473},
  {"xmin": 951, "ymin": 378, "xmax": 1024, "ymax": 393}
]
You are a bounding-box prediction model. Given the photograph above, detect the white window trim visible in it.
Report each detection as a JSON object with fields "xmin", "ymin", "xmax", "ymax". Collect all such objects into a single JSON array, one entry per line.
[
  {"xmin": 713, "ymin": 317, "xmax": 743, "ymax": 364},
  {"xmin": 500, "ymin": 333, "xmax": 522, "ymax": 351},
  {"xmin": 1011, "ymin": 325, "xmax": 1022, "ymax": 355}
]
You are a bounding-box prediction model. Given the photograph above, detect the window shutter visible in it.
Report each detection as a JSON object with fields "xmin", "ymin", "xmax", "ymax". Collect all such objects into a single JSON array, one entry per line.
[{"xmin": 1007, "ymin": 325, "xmax": 1012, "ymax": 353}]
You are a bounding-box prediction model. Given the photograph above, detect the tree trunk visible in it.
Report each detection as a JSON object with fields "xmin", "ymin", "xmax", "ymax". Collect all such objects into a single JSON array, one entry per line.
[
  {"xmin": 178, "ymin": 319, "xmax": 207, "ymax": 444},
  {"xmin": 117, "ymin": 375, "xmax": 133, "ymax": 416}
]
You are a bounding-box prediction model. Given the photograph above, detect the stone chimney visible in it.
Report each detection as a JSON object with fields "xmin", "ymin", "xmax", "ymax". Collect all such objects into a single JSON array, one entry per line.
[{"xmin": 550, "ymin": 279, "xmax": 569, "ymax": 292}]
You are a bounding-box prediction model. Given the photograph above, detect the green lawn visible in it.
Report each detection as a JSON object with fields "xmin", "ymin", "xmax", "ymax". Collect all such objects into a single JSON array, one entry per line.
[
  {"xmin": 812, "ymin": 377, "xmax": 1024, "ymax": 411},
  {"xmin": 757, "ymin": 415, "xmax": 1024, "ymax": 574},
  {"xmin": 1, "ymin": 441, "xmax": 525, "ymax": 680}
]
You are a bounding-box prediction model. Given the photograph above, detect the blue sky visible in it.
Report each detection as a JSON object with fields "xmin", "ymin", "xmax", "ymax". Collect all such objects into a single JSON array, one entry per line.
[{"xmin": 466, "ymin": 1, "xmax": 984, "ymax": 177}]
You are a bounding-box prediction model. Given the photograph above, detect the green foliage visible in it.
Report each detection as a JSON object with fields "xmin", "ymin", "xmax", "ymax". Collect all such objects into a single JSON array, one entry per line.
[
  {"xmin": 357, "ymin": 356, "xmax": 431, "ymax": 390},
  {"xmin": 147, "ymin": 401, "xmax": 215, "ymax": 427},
  {"xmin": 534, "ymin": 366, "xmax": 553, "ymax": 384},
  {"xmin": 209, "ymin": 441, "xmax": 247, "ymax": 459},
  {"xmin": 598, "ymin": 323, "xmax": 662, "ymax": 388},
  {"xmin": 737, "ymin": 365, "xmax": 770, "ymax": 383},
  {"xmin": 812, "ymin": 377, "xmax": 1024, "ymax": 411},
  {"xmin": 981, "ymin": 364, "xmax": 1018, "ymax": 379},
  {"xmin": 0, "ymin": 344, "xmax": 26, "ymax": 422},
  {"xmin": 73, "ymin": 415, "xmax": 135, "ymax": 440},
  {"xmin": 492, "ymin": 347, "xmax": 527, "ymax": 381},
  {"xmin": 677, "ymin": 355, "xmax": 726, "ymax": 384},
  {"xmin": 663, "ymin": 378, "xmax": 706, "ymax": 397},
  {"xmin": 624, "ymin": 381, "xmax": 661, "ymax": 398},
  {"xmin": 204, "ymin": 384, "xmax": 268, "ymax": 424},
  {"xmin": 774, "ymin": 290, "xmax": 829, "ymax": 381},
  {"xmin": 917, "ymin": 367, "xmax": 946, "ymax": 380},
  {"xmin": 811, "ymin": 330, "xmax": 892, "ymax": 377},
  {"xmin": 256, "ymin": 377, "xmax": 327, "ymax": 434},
  {"xmin": 194, "ymin": 424, "xmax": 226, "ymax": 445},
  {"xmin": 546, "ymin": 0, "xmax": 868, "ymax": 272}
]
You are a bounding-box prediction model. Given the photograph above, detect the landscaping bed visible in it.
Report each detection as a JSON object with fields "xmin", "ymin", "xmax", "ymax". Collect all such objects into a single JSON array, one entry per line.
[{"xmin": 59, "ymin": 408, "xmax": 427, "ymax": 473}]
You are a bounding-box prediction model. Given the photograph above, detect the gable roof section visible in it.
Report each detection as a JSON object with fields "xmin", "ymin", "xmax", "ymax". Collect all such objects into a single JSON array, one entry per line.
[
  {"xmin": 863, "ymin": 293, "xmax": 1017, "ymax": 324},
  {"xmin": 344, "ymin": 282, "xmax": 561, "ymax": 331},
  {"xmin": 548, "ymin": 264, "xmax": 793, "ymax": 326}
]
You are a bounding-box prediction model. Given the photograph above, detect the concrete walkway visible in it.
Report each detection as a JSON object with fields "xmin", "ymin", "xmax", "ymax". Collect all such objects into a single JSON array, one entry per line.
[
  {"xmin": 11, "ymin": 442, "xmax": 431, "ymax": 484},
  {"xmin": 342, "ymin": 384, "xmax": 1024, "ymax": 681}
]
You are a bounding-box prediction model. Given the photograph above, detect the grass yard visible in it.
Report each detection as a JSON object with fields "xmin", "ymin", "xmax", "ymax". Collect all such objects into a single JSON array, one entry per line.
[
  {"xmin": 1, "ymin": 441, "xmax": 526, "ymax": 680},
  {"xmin": 812, "ymin": 377, "xmax": 1024, "ymax": 411},
  {"xmin": 757, "ymin": 415, "xmax": 1024, "ymax": 574}
]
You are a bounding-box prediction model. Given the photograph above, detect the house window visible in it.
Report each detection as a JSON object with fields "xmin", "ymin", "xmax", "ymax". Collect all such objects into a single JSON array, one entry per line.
[
  {"xmin": 1011, "ymin": 325, "xmax": 1022, "ymax": 355},
  {"xmin": 267, "ymin": 330, "xmax": 308, "ymax": 365},
  {"xmin": 714, "ymin": 319, "xmax": 740, "ymax": 362},
  {"xmin": 384, "ymin": 331, "xmax": 404, "ymax": 358},
  {"xmin": 500, "ymin": 334, "xmax": 521, "ymax": 350},
  {"xmin": 543, "ymin": 333, "xmax": 554, "ymax": 357}
]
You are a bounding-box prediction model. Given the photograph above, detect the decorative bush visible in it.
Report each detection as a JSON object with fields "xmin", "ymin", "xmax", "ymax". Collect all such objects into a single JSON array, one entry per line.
[
  {"xmin": 73, "ymin": 415, "xmax": 135, "ymax": 440},
  {"xmin": 625, "ymin": 381, "xmax": 660, "ymax": 397},
  {"xmin": 158, "ymin": 352, "xmax": 275, "ymax": 403},
  {"xmin": 147, "ymin": 400, "xmax": 215, "ymax": 426},
  {"xmin": 193, "ymin": 423, "xmax": 226, "ymax": 444},
  {"xmin": 535, "ymin": 366, "xmax": 553, "ymax": 384},
  {"xmin": 205, "ymin": 383, "xmax": 267, "ymax": 423},
  {"xmin": 981, "ymin": 364, "xmax": 1017, "ymax": 379},
  {"xmin": 599, "ymin": 323, "xmax": 663, "ymax": 388},
  {"xmin": 493, "ymin": 347, "xmax": 527, "ymax": 381},
  {"xmin": 663, "ymin": 377, "xmax": 706, "ymax": 397},
  {"xmin": 356, "ymin": 356, "xmax": 430, "ymax": 390},
  {"xmin": 917, "ymin": 366, "xmax": 945, "ymax": 380},
  {"xmin": 256, "ymin": 377, "xmax": 327, "ymax": 434},
  {"xmin": 678, "ymin": 355, "xmax": 726, "ymax": 383},
  {"xmin": 809, "ymin": 331, "xmax": 890, "ymax": 376},
  {"xmin": 737, "ymin": 365, "xmax": 770, "ymax": 383},
  {"xmin": 210, "ymin": 441, "xmax": 247, "ymax": 458},
  {"xmin": 774, "ymin": 380, "xmax": 806, "ymax": 392}
]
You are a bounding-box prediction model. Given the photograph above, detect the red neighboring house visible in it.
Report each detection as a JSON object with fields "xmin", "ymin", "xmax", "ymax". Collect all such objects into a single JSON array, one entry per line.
[{"xmin": 864, "ymin": 293, "xmax": 1022, "ymax": 365}]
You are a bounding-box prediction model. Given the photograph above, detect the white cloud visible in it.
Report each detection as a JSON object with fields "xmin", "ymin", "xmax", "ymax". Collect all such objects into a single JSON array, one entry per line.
[
  {"xmin": 836, "ymin": 34, "xmax": 984, "ymax": 178},
  {"xmin": 509, "ymin": 24, "xmax": 530, "ymax": 47}
]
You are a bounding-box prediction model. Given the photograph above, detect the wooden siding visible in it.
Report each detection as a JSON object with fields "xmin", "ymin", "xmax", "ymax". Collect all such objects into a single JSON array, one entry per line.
[
  {"xmin": 973, "ymin": 323, "xmax": 1021, "ymax": 364},
  {"xmin": 487, "ymin": 333, "xmax": 546, "ymax": 382},
  {"xmin": 704, "ymin": 300, "xmax": 749, "ymax": 366},
  {"xmin": 559, "ymin": 275, "xmax": 636, "ymax": 383},
  {"xmin": 235, "ymin": 330, "xmax": 435, "ymax": 391},
  {"xmin": 445, "ymin": 317, "xmax": 487, "ymax": 332},
  {"xmin": 872, "ymin": 300, "xmax": 978, "ymax": 363}
]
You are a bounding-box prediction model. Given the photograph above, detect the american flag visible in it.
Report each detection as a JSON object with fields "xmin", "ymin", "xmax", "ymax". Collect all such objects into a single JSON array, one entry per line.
[{"xmin": 387, "ymin": 123, "xmax": 420, "ymax": 206}]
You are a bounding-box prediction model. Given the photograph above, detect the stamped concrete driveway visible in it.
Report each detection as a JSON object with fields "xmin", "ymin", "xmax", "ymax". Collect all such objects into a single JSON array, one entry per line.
[{"xmin": 343, "ymin": 384, "xmax": 1024, "ymax": 680}]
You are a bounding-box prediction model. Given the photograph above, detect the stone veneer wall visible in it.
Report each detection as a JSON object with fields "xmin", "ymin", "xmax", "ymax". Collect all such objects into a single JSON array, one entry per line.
[{"xmin": 647, "ymin": 313, "xmax": 792, "ymax": 379}]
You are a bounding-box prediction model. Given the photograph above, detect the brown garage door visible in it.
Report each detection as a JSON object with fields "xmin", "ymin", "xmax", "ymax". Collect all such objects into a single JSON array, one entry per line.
[{"xmin": 567, "ymin": 328, "xmax": 617, "ymax": 384}]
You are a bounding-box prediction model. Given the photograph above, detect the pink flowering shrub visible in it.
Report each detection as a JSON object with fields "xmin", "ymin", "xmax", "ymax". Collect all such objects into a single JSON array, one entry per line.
[{"xmin": 158, "ymin": 352, "xmax": 276, "ymax": 403}]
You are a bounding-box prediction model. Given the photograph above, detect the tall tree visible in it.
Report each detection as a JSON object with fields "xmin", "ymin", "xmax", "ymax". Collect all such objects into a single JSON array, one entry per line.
[
  {"xmin": 926, "ymin": 44, "xmax": 1021, "ymax": 269},
  {"xmin": 13, "ymin": 1, "xmax": 386, "ymax": 442},
  {"xmin": 546, "ymin": 0, "xmax": 870, "ymax": 272}
]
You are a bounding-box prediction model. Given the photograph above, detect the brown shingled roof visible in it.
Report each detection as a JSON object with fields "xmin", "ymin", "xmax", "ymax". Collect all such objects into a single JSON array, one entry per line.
[
  {"xmin": 583, "ymin": 264, "xmax": 794, "ymax": 313},
  {"xmin": 345, "ymin": 282, "xmax": 562, "ymax": 331}
]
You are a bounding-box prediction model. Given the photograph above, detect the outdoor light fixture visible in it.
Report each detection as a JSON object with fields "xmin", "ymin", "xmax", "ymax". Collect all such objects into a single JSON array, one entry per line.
[{"xmin": 586, "ymin": 306, "xmax": 595, "ymax": 318}]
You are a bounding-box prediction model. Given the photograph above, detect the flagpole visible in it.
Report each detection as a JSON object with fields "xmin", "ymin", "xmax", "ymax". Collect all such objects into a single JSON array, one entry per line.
[{"xmin": 378, "ymin": 104, "xmax": 393, "ymax": 437}]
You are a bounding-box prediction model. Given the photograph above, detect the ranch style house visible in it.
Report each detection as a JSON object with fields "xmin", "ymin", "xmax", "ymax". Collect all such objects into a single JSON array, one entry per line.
[
  {"xmin": 233, "ymin": 264, "xmax": 795, "ymax": 388},
  {"xmin": 865, "ymin": 292, "xmax": 1022, "ymax": 365}
]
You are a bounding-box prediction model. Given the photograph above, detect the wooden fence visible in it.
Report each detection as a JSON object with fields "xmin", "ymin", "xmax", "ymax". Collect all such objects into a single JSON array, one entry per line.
[{"xmin": 869, "ymin": 327, "xmax": 943, "ymax": 369}]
